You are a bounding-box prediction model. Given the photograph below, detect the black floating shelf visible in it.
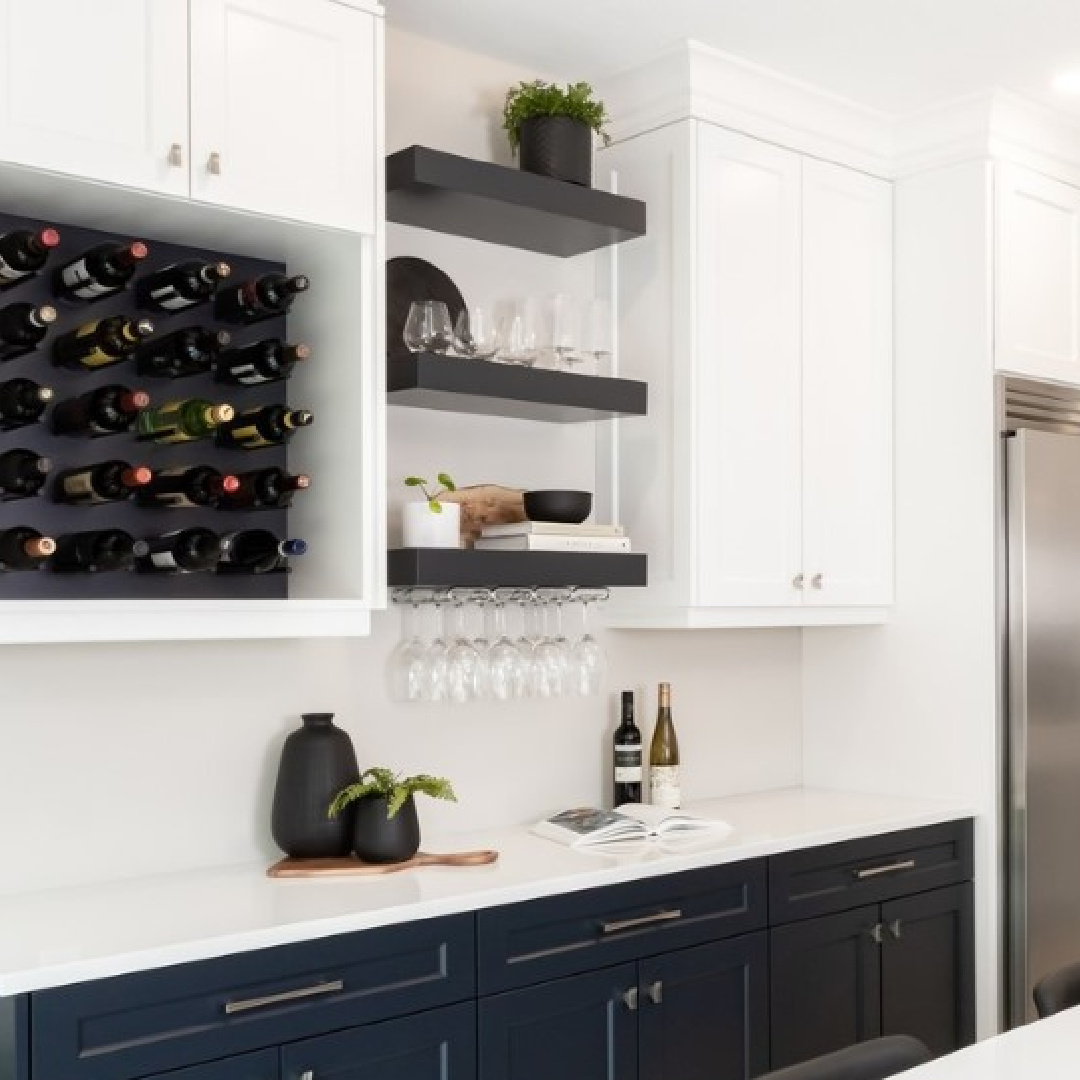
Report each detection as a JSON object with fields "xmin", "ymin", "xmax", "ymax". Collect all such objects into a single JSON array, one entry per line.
[
  {"xmin": 386, "ymin": 145, "xmax": 646, "ymax": 258},
  {"xmin": 387, "ymin": 353, "xmax": 647, "ymax": 422},
  {"xmin": 388, "ymin": 549, "xmax": 648, "ymax": 589}
]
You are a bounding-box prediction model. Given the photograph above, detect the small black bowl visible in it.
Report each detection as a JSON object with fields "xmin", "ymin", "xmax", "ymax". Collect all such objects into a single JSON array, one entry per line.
[{"xmin": 523, "ymin": 490, "xmax": 593, "ymax": 524}]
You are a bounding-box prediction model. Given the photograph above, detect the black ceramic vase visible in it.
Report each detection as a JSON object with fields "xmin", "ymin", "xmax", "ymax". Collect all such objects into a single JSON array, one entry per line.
[
  {"xmin": 519, "ymin": 116, "xmax": 592, "ymax": 186},
  {"xmin": 271, "ymin": 713, "xmax": 360, "ymax": 858},
  {"xmin": 352, "ymin": 794, "xmax": 421, "ymax": 864}
]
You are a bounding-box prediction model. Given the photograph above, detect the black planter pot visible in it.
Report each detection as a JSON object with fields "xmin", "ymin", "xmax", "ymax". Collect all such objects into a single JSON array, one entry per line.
[
  {"xmin": 271, "ymin": 713, "xmax": 360, "ymax": 858},
  {"xmin": 519, "ymin": 116, "xmax": 593, "ymax": 186},
  {"xmin": 352, "ymin": 794, "xmax": 421, "ymax": 864}
]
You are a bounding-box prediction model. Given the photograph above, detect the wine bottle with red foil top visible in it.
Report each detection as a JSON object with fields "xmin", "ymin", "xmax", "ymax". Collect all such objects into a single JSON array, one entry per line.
[
  {"xmin": 52, "ymin": 315, "xmax": 154, "ymax": 370},
  {"xmin": 50, "ymin": 385, "xmax": 150, "ymax": 438},
  {"xmin": 0, "ymin": 448, "xmax": 49, "ymax": 499},
  {"xmin": 136, "ymin": 327, "xmax": 231, "ymax": 380},
  {"xmin": 0, "ymin": 527, "xmax": 55, "ymax": 571},
  {"xmin": 215, "ymin": 339, "xmax": 310, "ymax": 386},
  {"xmin": 135, "ymin": 528, "xmax": 223, "ymax": 573},
  {"xmin": 219, "ymin": 467, "xmax": 310, "ymax": 511},
  {"xmin": 215, "ymin": 272, "xmax": 309, "ymax": 324},
  {"xmin": 0, "ymin": 378, "xmax": 52, "ymax": 430},
  {"xmin": 50, "ymin": 529, "xmax": 145, "ymax": 572},
  {"xmin": 135, "ymin": 260, "xmax": 231, "ymax": 313},
  {"xmin": 0, "ymin": 302, "xmax": 57, "ymax": 361},
  {"xmin": 0, "ymin": 227, "xmax": 60, "ymax": 288},
  {"xmin": 215, "ymin": 404, "xmax": 312, "ymax": 450},
  {"xmin": 218, "ymin": 529, "xmax": 306, "ymax": 573},
  {"xmin": 53, "ymin": 240, "xmax": 148, "ymax": 302},
  {"xmin": 134, "ymin": 465, "xmax": 239, "ymax": 510},
  {"xmin": 51, "ymin": 461, "xmax": 152, "ymax": 506}
]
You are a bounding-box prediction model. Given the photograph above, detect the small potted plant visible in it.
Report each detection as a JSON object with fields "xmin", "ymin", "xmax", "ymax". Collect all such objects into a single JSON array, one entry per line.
[
  {"xmin": 328, "ymin": 767, "xmax": 457, "ymax": 863},
  {"xmin": 402, "ymin": 472, "xmax": 459, "ymax": 548},
  {"xmin": 502, "ymin": 80, "xmax": 611, "ymax": 187}
]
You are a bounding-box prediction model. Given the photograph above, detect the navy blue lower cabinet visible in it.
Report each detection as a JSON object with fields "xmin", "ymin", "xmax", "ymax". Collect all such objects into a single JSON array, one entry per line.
[
  {"xmin": 144, "ymin": 1051, "xmax": 279, "ymax": 1080},
  {"xmin": 281, "ymin": 1002, "xmax": 476, "ymax": 1080},
  {"xmin": 479, "ymin": 964, "xmax": 638, "ymax": 1080}
]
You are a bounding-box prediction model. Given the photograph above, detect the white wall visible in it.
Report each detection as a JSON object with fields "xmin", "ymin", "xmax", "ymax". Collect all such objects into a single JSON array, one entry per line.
[{"xmin": 0, "ymin": 27, "xmax": 803, "ymax": 899}]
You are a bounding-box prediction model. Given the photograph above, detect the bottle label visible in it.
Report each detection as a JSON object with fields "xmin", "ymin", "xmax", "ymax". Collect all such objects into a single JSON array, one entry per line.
[
  {"xmin": 228, "ymin": 363, "xmax": 267, "ymax": 385},
  {"xmin": 614, "ymin": 744, "xmax": 643, "ymax": 782},
  {"xmin": 61, "ymin": 472, "xmax": 100, "ymax": 502},
  {"xmin": 148, "ymin": 285, "xmax": 191, "ymax": 311},
  {"xmin": 649, "ymin": 766, "xmax": 680, "ymax": 809},
  {"xmin": 149, "ymin": 550, "xmax": 179, "ymax": 570},
  {"xmin": 79, "ymin": 347, "xmax": 123, "ymax": 370},
  {"xmin": 226, "ymin": 423, "xmax": 270, "ymax": 447},
  {"xmin": 0, "ymin": 254, "xmax": 30, "ymax": 283},
  {"xmin": 61, "ymin": 260, "xmax": 112, "ymax": 298}
]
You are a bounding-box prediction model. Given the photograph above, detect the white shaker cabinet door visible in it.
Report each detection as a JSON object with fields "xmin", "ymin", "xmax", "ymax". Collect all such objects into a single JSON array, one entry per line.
[
  {"xmin": 0, "ymin": 0, "xmax": 188, "ymax": 195},
  {"xmin": 694, "ymin": 125, "xmax": 804, "ymax": 607},
  {"xmin": 190, "ymin": 0, "xmax": 377, "ymax": 232},
  {"xmin": 801, "ymin": 159, "xmax": 893, "ymax": 607},
  {"xmin": 996, "ymin": 162, "xmax": 1080, "ymax": 382}
]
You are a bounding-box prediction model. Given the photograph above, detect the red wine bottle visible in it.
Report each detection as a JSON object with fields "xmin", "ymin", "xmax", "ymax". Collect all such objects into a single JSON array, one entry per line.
[
  {"xmin": 136, "ymin": 327, "xmax": 231, "ymax": 379},
  {"xmin": 215, "ymin": 272, "xmax": 309, "ymax": 324},
  {"xmin": 0, "ymin": 302, "xmax": 57, "ymax": 360},
  {"xmin": 52, "ymin": 315, "xmax": 154, "ymax": 370},
  {"xmin": 219, "ymin": 467, "xmax": 310, "ymax": 511},
  {"xmin": 135, "ymin": 259, "xmax": 231, "ymax": 313},
  {"xmin": 215, "ymin": 404, "xmax": 313, "ymax": 450},
  {"xmin": 50, "ymin": 529, "xmax": 146, "ymax": 572},
  {"xmin": 613, "ymin": 691, "xmax": 644, "ymax": 806},
  {"xmin": 215, "ymin": 338, "xmax": 310, "ymax": 386},
  {"xmin": 135, "ymin": 528, "xmax": 223, "ymax": 573},
  {"xmin": 218, "ymin": 530, "xmax": 306, "ymax": 573},
  {"xmin": 0, "ymin": 378, "xmax": 52, "ymax": 430},
  {"xmin": 0, "ymin": 448, "xmax": 49, "ymax": 499},
  {"xmin": 51, "ymin": 461, "xmax": 152, "ymax": 506},
  {"xmin": 0, "ymin": 527, "xmax": 55, "ymax": 570},
  {"xmin": 50, "ymin": 384, "xmax": 150, "ymax": 438},
  {"xmin": 134, "ymin": 465, "xmax": 240, "ymax": 509},
  {"xmin": 0, "ymin": 227, "xmax": 60, "ymax": 288},
  {"xmin": 53, "ymin": 240, "xmax": 148, "ymax": 302}
]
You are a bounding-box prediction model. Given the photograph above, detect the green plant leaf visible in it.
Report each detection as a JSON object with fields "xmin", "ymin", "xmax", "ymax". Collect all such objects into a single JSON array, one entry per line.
[
  {"xmin": 404, "ymin": 476, "xmax": 426, "ymax": 487},
  {"xmin": 331, "ymin": 768, "xmax": 456, "ymax": 819},
  {"xmin": 387, "ymin": 787, "xmax": 409, "ymax": 819},
  {"xmin": 437, "ymin": 473, "xmax": 456, "ymax": 492},
  {"xmin": 428, "ymin": 499, "xmax": 443, "ymax": 513},
  {"xmin": 502, "ymin": 78, "xmax": 610, "ymax": 152}
]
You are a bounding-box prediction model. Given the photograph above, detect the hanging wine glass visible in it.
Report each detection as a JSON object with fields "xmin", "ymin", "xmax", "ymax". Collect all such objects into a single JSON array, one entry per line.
[
  {"xmin": 490, "ymin": 591, "xmax": 529, "ymax": 700},
  {"xmin": 570, "ymin": 590, "xmax": 607, "ymax": 696},
  {"xmin": 389, "ymin": 593, "xmax": 428, "ymax": 702},
  {"xmin": 446, "ymin": 598, "xmax": 484, "ymax": 704},
  {"xmin": 423, "ymin": 593, "xmax": 452, "ymax": 702}
]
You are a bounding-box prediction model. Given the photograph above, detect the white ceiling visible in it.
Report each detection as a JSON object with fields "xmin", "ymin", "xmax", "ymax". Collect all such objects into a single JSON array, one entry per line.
[{"xmin": 385, "ymin": 0, "xmax": 1080, "ymax": 118}]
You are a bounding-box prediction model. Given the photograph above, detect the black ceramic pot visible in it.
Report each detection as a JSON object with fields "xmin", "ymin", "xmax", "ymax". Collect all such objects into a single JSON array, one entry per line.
[
  {"xmin": 352, "ymin": 794, "xmax": 421, "ymax": 864},
  {"xmin": 271, "ymin": 713, "xmax": 360, "ymax": 858},
  {"xmin": 519, "ymin": 116, "xmax": 592, "ymax": 186}
]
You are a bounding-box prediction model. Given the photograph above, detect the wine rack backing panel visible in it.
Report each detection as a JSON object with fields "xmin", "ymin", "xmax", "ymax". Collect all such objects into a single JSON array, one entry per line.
[{"xmin": 0, "ymin": 209, "xmax": 297, "ymax": 600}]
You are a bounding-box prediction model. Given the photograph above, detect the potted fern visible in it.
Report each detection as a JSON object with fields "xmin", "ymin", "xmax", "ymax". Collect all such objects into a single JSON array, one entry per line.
[
  {"xmin": 328, "ymin": 767, "xmax": 457, "ymax": 863},
  {"xmin": 502, "ymin": 80, "xmax": 611, "ymax": 187}
]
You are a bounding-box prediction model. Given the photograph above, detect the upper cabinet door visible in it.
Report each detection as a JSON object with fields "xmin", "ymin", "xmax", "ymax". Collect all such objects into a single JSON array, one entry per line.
[
  {"xmin": 801, "ymin": 159, "xmax": 893, "ymax": 607},
  {"xmin": 190, "ymin": 0, "xmax": 377, "ymax": 232},
  {"xmin": 0, "ymin": 0, "xmax": 188, "ymax": 195},
  {"xmin": 694, "ymin": 125, "xmax": 803, "ymax": 608},
  {"xmin": 996, "ymin": 162, "xmax": 1080, "ymax": 382}
]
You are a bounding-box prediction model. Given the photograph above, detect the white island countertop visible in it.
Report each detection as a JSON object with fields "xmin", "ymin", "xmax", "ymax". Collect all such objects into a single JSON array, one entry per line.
[{"xmin": 0, "ymin": 787, "xmax": 973, "ymax": 995}]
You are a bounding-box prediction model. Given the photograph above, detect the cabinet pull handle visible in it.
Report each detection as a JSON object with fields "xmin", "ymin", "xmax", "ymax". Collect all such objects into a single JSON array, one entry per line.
[
  {"xmin": 792, "ymin": 573, "xmax": 805, "ymax": 589},
  {"xmin": 854, "ymin": 858, "xmax": 916, "ymax": 880},
  {"xmin": 167, "ymin": 142, "xmax": 183, "ymax": 167},
  {"xmin": 889, "ymin": 919, "xmax": 903, "ymax": 939},
  {"xmin": 810, "ymin": 572, "xmax": 824, "ymax": 590},
  {"xmin": 207, "ymin": 151, "xmax": 223, "ymax": 175},
  {"xmin": 870, "ymin": 922, "xmax": 884, "ymax": 944},
  {"xmin": 646, "ymin": 980, "xmax": 664, "ymax": 1005},
  {"xmin": 622, "ymin": 987, "xmax": 639, "ymax": 1011},
  {"xmin": 224, "ymin": 978, "xmax": 344, "ymax": 1014},
  {"xmin": 600, "ymin": 908, "xmax": 682, "ymax": 935}
]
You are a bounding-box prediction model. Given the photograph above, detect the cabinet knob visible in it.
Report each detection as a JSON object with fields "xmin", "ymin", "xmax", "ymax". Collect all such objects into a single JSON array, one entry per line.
[
  {"xmin": 792, "ymin": 573, "xmax": 805, "ymax": 589},
  {"xmin": 889, "ymin": 919, "xmax": 903, "ymax": 940},
  {"xmin": 646, "ymin": 979, "xmax": 663, "ymax": 1005},
  {"xmin": 207, "ymin": 151, "xmax": 223, "ymax": 175},
  {"xmin": 810, "ymin": 572, "xmax": 824, "ymax": 590},
  {"xmin": 167, "ymin": 142, "xmax": 183, "ymax": 167},
  {"xmin": 869, "ymin": 922, "xmax": 884, "ymax": 944},
  {"xmin": 622, "ymin": 987, "xmax": 639, "ymax": 1011}
]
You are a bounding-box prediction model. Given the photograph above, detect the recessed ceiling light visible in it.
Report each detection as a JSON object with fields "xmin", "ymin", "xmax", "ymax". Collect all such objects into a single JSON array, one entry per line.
[{"xmin": 1053, "ymin": 70, "xmax": 1080, "ymax": 95}]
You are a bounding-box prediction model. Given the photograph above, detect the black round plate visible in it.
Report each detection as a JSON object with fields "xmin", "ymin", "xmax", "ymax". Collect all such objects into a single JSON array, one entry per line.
[{"xmin": 386, "ymin": 256, "xmax": 467, "ymax": 362}]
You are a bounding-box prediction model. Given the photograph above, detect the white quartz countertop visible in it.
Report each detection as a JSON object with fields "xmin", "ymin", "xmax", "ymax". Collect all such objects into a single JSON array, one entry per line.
[{"xmin": 0, "ymin": 787, "xmax": 973, "ymax": 995}]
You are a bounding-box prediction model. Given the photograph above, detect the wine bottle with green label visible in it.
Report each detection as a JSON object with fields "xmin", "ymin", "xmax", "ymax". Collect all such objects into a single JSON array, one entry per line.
[
  {"xmin": 52, "ymin": 315, "xmax": 154, "ymax": 370},
  {"xmin": 135, "ymin": 398, "xmax": 234, "ymax": 444}
]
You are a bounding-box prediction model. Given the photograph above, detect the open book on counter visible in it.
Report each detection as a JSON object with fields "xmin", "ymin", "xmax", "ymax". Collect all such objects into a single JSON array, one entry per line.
[{"xmin": 531, "ymin": 803, "xmax": 734, "ymax": 848}]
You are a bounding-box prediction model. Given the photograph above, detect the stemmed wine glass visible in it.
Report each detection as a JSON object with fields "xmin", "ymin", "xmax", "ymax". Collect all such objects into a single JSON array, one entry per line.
[
  {"xmin": 446, "ymin": 599, "xmax": 484, "ymax": 704},
  {"xmin": 532, "ymin": 595, "xmax": 567, "ymax": 698},
  {"xmin": 389, "ymin": 594, "xmax": 428, "ymax": 701},
  {"xmin": 570, "ymin": 591, "xmax": 606, "ymax": 695},
  {"xmin": 489, "ymin": 592, "xmax": 528, "ymax": 700},
  {"xmin": 423, "ymin": 594, "xmax": 452, "ymax": 701}
]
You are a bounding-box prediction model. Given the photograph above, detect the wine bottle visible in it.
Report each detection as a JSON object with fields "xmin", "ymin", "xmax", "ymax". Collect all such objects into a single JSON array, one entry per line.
[
  {"xmin": 648, "ymin": 682, "xmax": 680, "ymax": 809},
  {"xmin": 215, "ymin": 404, "xmax": 313, "ymax": 450},
  {"xmin": 51, "ymin": 460, "xmax": 152, "ymax": 506},
  {"xmin": 215, "ymin": 272, "xmax": 309, "ymax": 324},
  {"xmin": 135, "ymin": 398, "xmax": 234, "ymax": 444},
  {"xmin": 135, "ymin": 528, "xmax": 223, "ymax": 573},
  {"xmin": 613, "ymin": 690, "xmax": 644, "ymax": 807},
  {"xmin": 50, "ymin": 384, "xmax": 150, "ymax": 438},
  {"xmin": 214, "ymin": 338, "xmax": 311, "ymax": 386},
  {"xmin": 0, "ymin": 378, "xmax": 53, "ymax": 430},
  {"xmin": 136, "ymin": 327, "xmax": 232, "ymax": 380},
  {"xmin": 218, "ymin": 467, "xmax": 310, "ymax": 511},
  {"xmin": 53, "ymin": 240, "xmax": 148, "ymax": 302},
  {"xmin": 135, "ymin": 465, "xmax": 240, "ymax": 509},
  {"xmin": 218, "ymin": 529, "xmax": 307, "ymax": 573},
  {"xmin": 0, "ymin": 227, "xmax": 60, "ymax": 288},
  {"xmin": 52, "ymin": 315, "xmax": 154, "ymax": 370},
  {"xmin": 0, "ymin": 302, "xmax": 57, "ymax": 361},
  {"xmin": 0, "ymin": 527, "xmax": 55, "ymax": 570},
  {"xmin": 50, "ymin": 529, "xmax": 146, "ymax": 572},
  {"xmin": 135, "ymin": 260, "xmax": 232, "ymax": 313},
  {"xmin": 0, "ymin": 448, "xmax": 49, "ymax": 499}
]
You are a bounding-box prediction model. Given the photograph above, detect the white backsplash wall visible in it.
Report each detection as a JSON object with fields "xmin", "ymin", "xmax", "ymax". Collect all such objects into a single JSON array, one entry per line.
[{"xmin": 0, "ymin": 26, "xmax": 804, "ymax": 898}]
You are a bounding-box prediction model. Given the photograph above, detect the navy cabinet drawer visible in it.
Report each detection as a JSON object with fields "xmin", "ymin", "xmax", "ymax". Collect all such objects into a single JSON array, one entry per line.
[
  {"xmin": 32, "ymin": 914, "xmax": 474, "ymax": 1080},
  {"xmin": 769, "ymin": 820, "xmax": 973, "ymax": 925},
  {"xmin": 477, "ymin": 859, "xmax": 766, "ymax": 994}
]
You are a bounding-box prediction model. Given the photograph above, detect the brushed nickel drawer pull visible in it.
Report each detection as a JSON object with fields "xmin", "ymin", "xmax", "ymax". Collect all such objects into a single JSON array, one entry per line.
[
  {"xmin": 646, "ymin": 979, "xmax": 664, "ymax": 1005},
  {"xmin": 622, "ymin": 987, "xmax": 639, "ymax": 1011},
  {"xmin": 854, "ymin": 858, "xmax": 917, "ymax": 880},
  {"xmin": 870, "ymin": 922, "xmax": 884, "ymax": 944},
  {"xmin": 600, "ymin": 908, "xmax": 682, "ymax": 934},
  {"xmin": 224, "ymin": 979, "xmax": 344, "ymax": 1014}
]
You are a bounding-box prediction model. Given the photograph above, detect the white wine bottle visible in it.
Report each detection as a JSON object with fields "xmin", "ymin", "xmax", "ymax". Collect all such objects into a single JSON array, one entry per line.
[{"xmin": 648, "ymin": 682, "xmax": 680, "ymax": 809}]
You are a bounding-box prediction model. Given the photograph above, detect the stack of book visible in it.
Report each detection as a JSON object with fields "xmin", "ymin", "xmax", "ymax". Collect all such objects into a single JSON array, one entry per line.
[{"xmin": 473, "ymin": 521, "xmax": 631, "ymax": 552}]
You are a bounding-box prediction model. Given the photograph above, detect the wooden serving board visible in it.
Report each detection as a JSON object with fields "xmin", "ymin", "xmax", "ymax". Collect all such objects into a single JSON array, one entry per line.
[{"xmin": 267, "ymin": 849, "xmax": 499, "ymax": 878}]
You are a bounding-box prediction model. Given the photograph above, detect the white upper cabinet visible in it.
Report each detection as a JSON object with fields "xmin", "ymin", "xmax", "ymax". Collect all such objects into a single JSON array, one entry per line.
[
  {"xmin": 0, "ymin": 0, "xmax": 189, "ymax": 196},
  {"xmin": 996, "ymin": 162, "xmax": 1080, "ymax": 383},
  {"xmin": 190, "ymin": 0, "xmax": 377, "ymax": 232}
]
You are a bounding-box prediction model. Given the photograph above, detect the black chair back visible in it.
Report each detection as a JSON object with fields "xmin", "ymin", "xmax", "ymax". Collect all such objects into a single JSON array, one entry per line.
[
  {"xmin": 757, "ymin": 1036, "xmax": 932, "ymax": 1080},
  {"xmin": 1034, "ymin": 960, "xmax": 1080, "ymax": 1017}
]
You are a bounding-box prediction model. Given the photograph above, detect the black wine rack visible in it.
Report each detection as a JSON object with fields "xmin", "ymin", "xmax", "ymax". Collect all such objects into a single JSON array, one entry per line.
[{"xmin": 0, "ymin": 209, "xmax": 304, "ymax": 600}]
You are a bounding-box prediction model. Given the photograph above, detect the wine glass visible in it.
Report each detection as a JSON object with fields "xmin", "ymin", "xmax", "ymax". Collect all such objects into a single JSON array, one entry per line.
[
  {"xmin": 496, "ymin": 298, "xmax": 540, "ymax": 366},
  {"xmin": 423, "ymin": 595, "xmax": 452, "ymax": 701},
  {"xmin": 489, "ymin": 593, "xmax": 528, "ymax": 700},
  {"xmin": 570, "ymin": 592, "xmax": 606, "ymax": 695},
  {"xmin": 403, "ymin": 300, "xmax": 453, "ymax": 354},
  {"xmin": 389, "ymin": 595, "xmax": 428, "ymax": 702},
  {"xmin": 532, "ymin": 596, "xmax": 567, "ymax": 698},
  {"xmin": 453, "ymin": 305, "xmax": 499, "ymax": 360},
  {"xmin": 446, "ymin": 599, "xmax": 484, "ymax": 704},
  {"xmin": 549, "ymin": 294, "xmax": 581, "ymax": 371}
]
